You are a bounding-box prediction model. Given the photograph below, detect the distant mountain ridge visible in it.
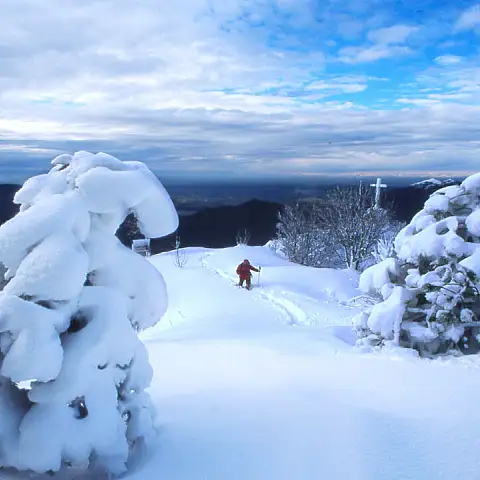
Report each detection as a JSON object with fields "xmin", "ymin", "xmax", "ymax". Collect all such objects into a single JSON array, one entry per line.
[
  {"xmin": 411, "ymin": 178, "xmax": 459, "ymax": 189},
  {"xmin": 0, "ymin": 182, "xmax": 460, "ymax": 255},
  {"xmin": 147, "ymin": 198, "xmax": 283, "ymax": 253}
]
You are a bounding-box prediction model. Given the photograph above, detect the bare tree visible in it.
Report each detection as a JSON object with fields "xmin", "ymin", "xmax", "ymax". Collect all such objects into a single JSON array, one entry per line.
[
  {"xmin": 236, "ymin": 228, "xmax": 250, "ymax": 246},
  {"xmin": 276, "ymin": 202, "xmax": 331, "ymax": 267},
  {"xmin": 276, "ymin": 186, "xmax": 397, "ymax": 270},
  {"xmin": 173, "ymin": 235, "xmax": 188, "ymax": 268},
  {"xmin": 317, "ymin": 186, "xmax": 393, "ymax": 270},
  {"xmin": 276, "ymin": 203, "xmax": 304, "ymax": 263}
]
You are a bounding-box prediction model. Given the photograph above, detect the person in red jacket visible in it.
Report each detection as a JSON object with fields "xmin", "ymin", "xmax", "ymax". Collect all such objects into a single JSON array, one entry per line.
[{"xmin": 236, "ymin": 259, "xmax": 260, "ymax": 290}]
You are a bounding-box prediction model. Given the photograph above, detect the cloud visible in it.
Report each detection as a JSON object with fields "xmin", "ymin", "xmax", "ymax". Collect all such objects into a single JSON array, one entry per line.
[
  {"xmin": 338, "ymin": 45, "xmax": 411, "ymax": 64},
  {"xmin": 337, "ymin": 23, "xmax": 417, "ymax": 64},
  {"xmin": 367, "ymin": 25, "xmax": 418, "ymax": 44},
  {"xmin": 434, "ymin": 55, "xmax": 463, "ymax": 66},
  {"xmin": 396, "ymin": 98, "xmax": 440, "ymax": 107},
  {"xmin": 414, "ymin": 63, "xmax": 480, "ymax": 100},
  {"xmin": 0, "ymin": 0, "xmax": 479, "ymax": 183},
  {"xmin": 3, "ymin": 98, "xmax": 480, "ymax": 182},
  {"xmin": 455, "ymin": 4, "xmax": 480, "ymax": 32},
  {"xmin": 306, "ymin": 76, "xmax": 368, "ymax": 94}
]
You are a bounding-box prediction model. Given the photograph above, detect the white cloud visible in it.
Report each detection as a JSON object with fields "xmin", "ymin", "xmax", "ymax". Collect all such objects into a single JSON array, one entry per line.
[
  {"xmin": 427, "ymin": 92, "xmax": 472, "ymax": 100},
  {"xmin": 416, "ymin": 64, "xmax": 480, "ymax": 97},
  {"xmin": 435, "ymin": 55, "xmax": 463, "ymax": 66},
  {"xmin": 0, "ymin": 0, "xmax": 479, "ymax": 181},
  {"xmin": 306, "ymin": 80, "xmax": 367, "ymax": 94},
  {"xmin": 0, "ymin": 0, "xmax": 329, "ymax": 119},
  {"xmin": 396, "ymin": 98, "xmax": 440, "ymax": 107},
  {"xmin": 455, "ymin": 4, "xmax": 480, "ymax": 32},
  {"xmin": 337, "ymin": 24, "xmax": 417, "ymax": 64},
  {"xmin": 3, "ymin": 98, "xmax": 480, "ymax": 181},
  {"xmin": 397, "ymin": 61, "xmax": 480, "ymax": 115},
  {"xmin": 338, "ymin": 45, "xmax": 411, "ymax": 63},
  {"xmin": 367, "ymin": 25, "xmax": 418, "ymax": 44},
  {"xmin": 0, "ymin": 145, "xmax": 60, "ymax": 155}
]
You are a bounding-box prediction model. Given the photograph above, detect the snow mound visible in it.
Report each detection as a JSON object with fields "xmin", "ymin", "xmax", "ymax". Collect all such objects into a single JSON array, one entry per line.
[{"xmin": 411, "ymin": 178, "xmax": 458, "ymax": 189}]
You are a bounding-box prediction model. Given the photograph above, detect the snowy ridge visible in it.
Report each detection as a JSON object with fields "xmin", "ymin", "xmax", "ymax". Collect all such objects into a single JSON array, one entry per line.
[{"xmin": 411, "ymin": 177, "xmax": 458, "ymax": 189}]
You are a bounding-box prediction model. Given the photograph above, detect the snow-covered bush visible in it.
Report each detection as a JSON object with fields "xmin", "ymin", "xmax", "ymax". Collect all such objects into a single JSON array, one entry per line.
[
  {"xmin": 371, "ymin": 221, "xmax": 405, "ymax": 263},
  {"xmin": 276, "ymin": 189, "xmax": 398, "ymax": 270},
  {"xmin": 265, "ymin": 239, "xmax": 285, "ymax": 257},
  {"xmin": 0, "ymin": 151, "xmax": 178, "ymax": 475},
  {"xmin": 316, "ymin": 186, "xmax": 394, "ymax": 270},
  {"xmin": 236, "ymin": 228, "xmax": 250, "ymax": 246},
  {"xmin": 355, "ymin": 174, "xmax": 480, "ymax": 356},
  {"xmin": 276, "ymin": 202, "xmax": 332, "ymax": 267}
]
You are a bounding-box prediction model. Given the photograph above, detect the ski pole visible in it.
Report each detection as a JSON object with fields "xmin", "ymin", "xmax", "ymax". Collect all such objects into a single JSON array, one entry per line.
[{"xmin": 257, "ymin": 266, "xmax": 261, "ymax": 286}]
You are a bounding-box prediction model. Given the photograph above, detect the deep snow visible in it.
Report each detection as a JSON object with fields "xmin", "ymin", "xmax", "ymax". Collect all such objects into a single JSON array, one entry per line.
[
  {"xmin": 4, "ymin": 244, "xmax": 480, "ymax": 479},
  {"xmin": 131, "ymin": 245, "xmax": 480, "ymax": 480}
]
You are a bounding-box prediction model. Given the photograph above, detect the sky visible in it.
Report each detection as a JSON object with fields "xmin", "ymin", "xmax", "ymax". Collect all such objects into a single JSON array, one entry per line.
[{"xmin": 0, "ymin": 0, "xmax": 479, "ymax": 183}]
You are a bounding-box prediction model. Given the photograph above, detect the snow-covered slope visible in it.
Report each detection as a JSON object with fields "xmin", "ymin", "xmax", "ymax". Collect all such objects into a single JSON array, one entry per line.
[
  {"xmin": 6, "ymin": 245, "xmax": 480, "ymax": 479},
  {"xmin": 125, "ymin": 245, "xmax": 480, "ymax": 480},
  {"xmin": 411, "ymin": 178, "xmax": 457, "ymax": 189}
]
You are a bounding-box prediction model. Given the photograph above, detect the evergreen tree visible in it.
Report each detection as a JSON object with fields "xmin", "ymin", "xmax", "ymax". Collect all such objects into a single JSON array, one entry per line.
[
  {"xmin": 0, "ymin": 151, "xmax": 178, "ymax": 474},
  {"xmin": 355, "ymin": 173, "xmax": 480, "ymax": 355}
]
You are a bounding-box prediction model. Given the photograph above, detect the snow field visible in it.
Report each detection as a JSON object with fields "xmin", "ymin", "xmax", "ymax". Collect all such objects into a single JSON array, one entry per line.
[{"xmin": 126, "ymin": 245, "xmax": 480, "ymax": 480}]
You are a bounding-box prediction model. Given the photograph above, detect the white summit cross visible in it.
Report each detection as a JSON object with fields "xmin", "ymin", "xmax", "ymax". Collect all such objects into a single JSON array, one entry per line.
[{"xmin": 370, "ymin": 177, "xmax": 387, "ymax": 209}]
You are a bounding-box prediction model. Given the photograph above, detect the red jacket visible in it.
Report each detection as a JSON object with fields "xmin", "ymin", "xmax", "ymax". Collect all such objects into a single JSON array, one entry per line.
[{"xmin": 236, "ymin": 262, "xmax": 259, "ymax": 279}]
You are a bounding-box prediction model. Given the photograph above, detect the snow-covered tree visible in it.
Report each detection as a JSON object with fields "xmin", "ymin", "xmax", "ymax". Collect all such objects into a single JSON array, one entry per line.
[
  {"xmin": 276, "ymin": 202, "xmax": 331, "ymax": 267},
  {"xmin": 276, "ymin": 203, "xmax": 305, "ymax": 263},
  {"xmin": 236, "ymin": 228, "xmax": 251, "ymax": 246},
  {"xmin": 0, "ymin": 151, "xmax": 178, "ymax": 475},
  {"xmin": 277, "ymin": 187, "xmax": 397, "ymax": 270},
  {"xmin": 371, "ymin": 221, "xmax": 405, "ymax": 264},
  {"xmin": 355, "ymin": 173, "xmax": 480, "ymax": 356},
  {"xmin": 317, "ymin": 186, "xmax": 393, "ymax": 271}
]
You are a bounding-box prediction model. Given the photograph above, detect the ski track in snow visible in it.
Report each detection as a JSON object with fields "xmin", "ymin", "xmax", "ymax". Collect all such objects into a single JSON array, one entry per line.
[
  {"xmin": 257, "ymin": 291, "xmax": 306, "ymax": 326},
  {"xmin": 200, "ymin": 251, "xmax": 327, "ymax": 327},
  {"xmin": 200, "ymin": 251, "xmax": 300, "ymax": 326}
]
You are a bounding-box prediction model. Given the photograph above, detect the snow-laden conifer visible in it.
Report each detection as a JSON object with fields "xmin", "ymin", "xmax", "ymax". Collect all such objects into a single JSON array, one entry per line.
[
  {"xmin": 0, "ymin": 151, "xmax": 178, "ymax": 474},
  {"xmin": 355, "ymin": 173, "xmax": 480, "ymax": 355}
]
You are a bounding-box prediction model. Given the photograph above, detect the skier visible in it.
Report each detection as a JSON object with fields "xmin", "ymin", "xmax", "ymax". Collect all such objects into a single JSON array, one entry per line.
[{"xmin": 236, "ymin": 259, "xmax": 260, "ymax": 290}]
